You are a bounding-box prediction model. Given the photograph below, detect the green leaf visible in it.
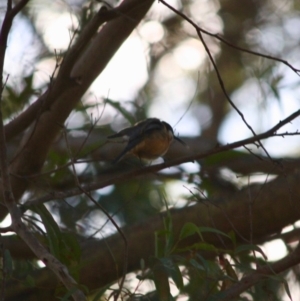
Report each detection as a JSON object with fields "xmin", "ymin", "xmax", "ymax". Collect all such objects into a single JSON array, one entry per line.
[
  {"xmin": 155, "ymin": 229, "xmax": 170, "ymax": 258},
  {"xmin": 140, "ymin": 258, "xmax": 145, "ymax": 271},
  {"xmin": 163, "ymin": 212, "xmax": 174, "ymax": 255},
  {"xmin": 3, "ymin": 249, "xmax": 13, "ymax": 276},
  {"xmin": 177, "ymin": 242, "xmax": 232, "ymax": 257},
  {"xmin": 179, "ymin": 224, "xmax": 232, "ymax": 245},
  {"xmin": 227, "ymin": 231, "xmax": 236, "ymax": 249},
  {"xmin": 32, "ymin": 204, "xmax": 62, "ymax": 260},
  {"xmin": 196, "ymin": 254, "xmax": 212, "ymax": 273},
  {"xmin": 24, "ymin": 275, "xmax": 36, "ymax": 287},
  {"xmin": 59, "ymin": 287, "xmax": 79, "ymax": 301},
  {"xmin": 235, "ymin": 244, "xmax": 267, "ymax": 260},
  {"xmin": 203, "ymin": 150, "xmax": 247, "ymax": 167},
  {"xmin": 194, "ymin": 242, "xmax": 218, "ymax": 252},
  {"xmin": 197, "ymin": 227, "xmax": 231, "ymax": 239},
  {"xmin": 91, "ymin": 285, "xmax": 110, "ymax": 301},
  {"xmin": 32, "ymin": 205, "xmax": 81, "ymax": 267},
  {"xmin": 270, "ymin": 74, "xmax": 284, "ymax": 101},
  {"xmin": 60, "ymin": 232, "xmax": 82, "ymax": 269},
  {"xmin": 189, "ymin": 258, "xmax": 206, "ymax": 271},
  {"xmin": 282, "ymin": 278, "xmax": 292, "ymax": 301},
  {"xmin": 160, "ymin": 258, "xmax": 184, "ymax": 290},
  {"xmin": 179, "ymin": 222, "xmax": 203, "ymax": 241},
  {"xmin": 267, "ymin": 274, "xmax": 292, "ymax": 301},
  {"xmin": 106, "ymin": 99, "xmax": 135, "ymax": 124},
  {"xmin": 155, "ymin": 212, "xmax": 175, "ymax": 257},
  {"xmin": 151, "ymin": 257, "xmax": 172, "ymax": 301}
]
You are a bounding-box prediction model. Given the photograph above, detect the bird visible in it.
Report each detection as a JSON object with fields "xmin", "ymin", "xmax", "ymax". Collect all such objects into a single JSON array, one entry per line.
[{"xmin": 107, "ymin": 118, "xmax": 185, "ymax": 164}]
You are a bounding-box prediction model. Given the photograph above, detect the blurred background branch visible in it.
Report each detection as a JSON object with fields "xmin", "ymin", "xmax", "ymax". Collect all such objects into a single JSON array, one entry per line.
[{"xmin": 1, "ymin": 0, "xmax": 300, "ymax": 300}]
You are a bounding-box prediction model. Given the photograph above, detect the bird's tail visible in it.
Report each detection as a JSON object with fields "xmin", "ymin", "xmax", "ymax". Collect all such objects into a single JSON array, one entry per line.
[{"xmin": 111, "ymin": 148, "xmax": 129, "ymax": 164}]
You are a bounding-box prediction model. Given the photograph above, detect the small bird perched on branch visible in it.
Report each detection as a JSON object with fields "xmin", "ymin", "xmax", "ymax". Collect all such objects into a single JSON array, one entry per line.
[{"xmin": 107, "ymin": 118, "xmax": 185, "ymax": 164}]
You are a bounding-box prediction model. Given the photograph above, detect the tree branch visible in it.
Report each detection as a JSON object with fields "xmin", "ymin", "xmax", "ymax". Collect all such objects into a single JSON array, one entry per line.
[
  {"xmin": 4, "ymin": 0, "xmax": 155, "ymax": 141},
  {"xmin": 0, "ymin": 0, "xmax": 30, "ymax": 84},
  {"xmin": 6, "ymin": 168, "xmax": 300, "ymax": 299},
  {"xmin": 217, "ymin": 241, "xmax": 300, "ymax": 300},
  {"xmin": 4, "ymin": 0, "xmax": 154, "ymax": 214},
  {"xmin": 159, "ymin": 0, "xmax": 300, "ymax": 76},
  {"xmin": 0, "ymin": 2, "xmax": 87, "ymax": 300},
  {"xmin": 24, "ymin": 108, "xmax": 300, "ymax": 207}
]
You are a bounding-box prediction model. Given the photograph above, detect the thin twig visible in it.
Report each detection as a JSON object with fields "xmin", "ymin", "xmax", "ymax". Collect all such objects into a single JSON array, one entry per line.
[
  {"xmin": 2, "ymin": 1, "xmax": 121, "ymax": 141},
  {"xmin": 216, "ymin": 241, "xmax": 300, "ymax": 300},
  {"xmin": 0, "ymin": 0, "xmax": 31, "ymax": 82},
  {"xmin": 0, "ymin": 2, "xmax": 86, "ymax": 300},
  {"xmin": 159, "ymin": 0, "xmax": 300, "ymax": 76},
  {"xmin": 24, "ymin": 108, "xmax": 300, "ymax": 207},
  {"xmin": 63, "ymin": 128, "xmax": 128, "ymax": 301},
  {"xmin": 160, "ymin": 0, "xmax": 274, "ymax": 162}
]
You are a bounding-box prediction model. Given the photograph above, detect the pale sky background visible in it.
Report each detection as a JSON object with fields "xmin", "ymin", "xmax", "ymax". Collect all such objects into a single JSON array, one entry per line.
[
  {"xmin": 8, "ymin": 0, "xmax": 299, "ymax": 156},
  {"xmin": 5, "ymin": 0, "xmax": 300, "ymax": 153}
]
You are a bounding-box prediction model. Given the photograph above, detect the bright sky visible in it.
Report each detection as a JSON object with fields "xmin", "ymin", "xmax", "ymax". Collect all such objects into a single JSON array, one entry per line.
[{"xmin": 16, "ymin": 0, "xmax": 300, "ymax": 156}]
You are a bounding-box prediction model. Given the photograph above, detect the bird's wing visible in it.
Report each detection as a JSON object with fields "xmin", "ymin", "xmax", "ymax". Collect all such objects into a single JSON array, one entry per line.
[
  {"xmin": 142, "ymin": 119, "xmax": 163, "ymax": 133},
  {"xmin": 109, "ymin": 118, "xmax": 164, "ymax": 163},
  {"xmin": 108, "ymin": 118, "xmax": 162, "ymax": 140},
  {"xmin": 111, "ymin": 136, "xmax": 144, "ymax": 164},
  {"xmin": 107, "ymin": 126, "xmax": 133, "ymax": 139}
]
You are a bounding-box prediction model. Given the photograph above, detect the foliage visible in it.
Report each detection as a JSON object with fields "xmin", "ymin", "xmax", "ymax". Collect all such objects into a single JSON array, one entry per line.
[{"xmin": 0, "ymin": 0, "xmax": 300, "ymax": 301}]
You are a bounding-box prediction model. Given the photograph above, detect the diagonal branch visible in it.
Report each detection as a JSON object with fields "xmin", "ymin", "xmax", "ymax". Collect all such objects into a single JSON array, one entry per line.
[
  {"xmin": 0, "ymin": 0, "xmax": 31, "ymax": 85},
  {"xmin": 160, "ymin": 0, "xmax": 275, "ymax": 162},
  {"xmin": 217, "ymin": 241, "xmax": 300, "ymax": 300},
  {"xmin": 0, "ymin": 2, "xmax": 86, "ymax": 300},
  {"xmin": 5, "ymin": 0, "xmax": 154, "ymax": 210},
  {"xmin": 4, "ymin": 0, "xmax": 155, "ymax": 141},
  {"xmin": 159, "ymin": 0, "xmax": 300, "ymax": 76},
  {"xmin": 8, "ymin": 167, "xmax": 300, "ymax": 298},
  {"xmin": 24, "ymin": 108, "xmax": 300, "ymax": 207}
]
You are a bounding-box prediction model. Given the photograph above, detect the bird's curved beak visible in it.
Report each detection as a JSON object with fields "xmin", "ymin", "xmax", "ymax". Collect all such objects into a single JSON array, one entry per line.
[{"xmin": 174, "ymin": 136, "xmax": 186, "ymax": 145}]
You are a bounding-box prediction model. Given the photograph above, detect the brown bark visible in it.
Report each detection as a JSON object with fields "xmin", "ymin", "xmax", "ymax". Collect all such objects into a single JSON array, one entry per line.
[{"xmin": 5, "ymin": 169, "xmax": 300, "ymax": 300}]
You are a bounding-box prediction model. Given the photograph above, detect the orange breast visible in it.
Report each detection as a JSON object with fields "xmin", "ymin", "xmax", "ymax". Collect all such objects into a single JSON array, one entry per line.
[{"xmin": 131, "ymin": 132, "xmax": 172, "ymax": 159}]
